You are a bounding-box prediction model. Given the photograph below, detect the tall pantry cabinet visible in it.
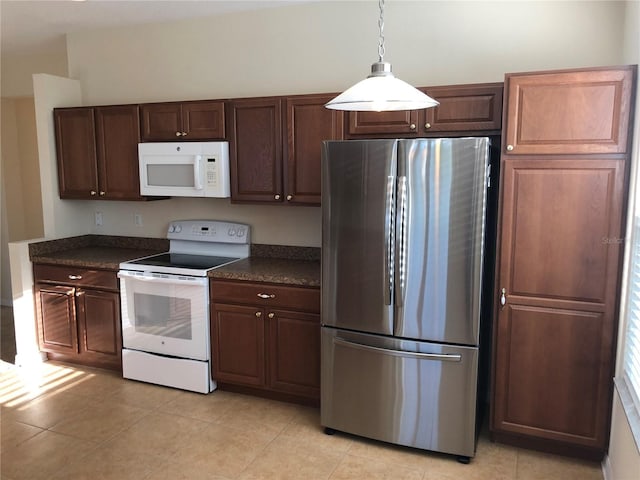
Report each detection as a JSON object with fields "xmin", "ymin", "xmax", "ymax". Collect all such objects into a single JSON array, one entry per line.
[{"xmin": 491, "ymin": 66, "xmax": 636, "ymax": 460}]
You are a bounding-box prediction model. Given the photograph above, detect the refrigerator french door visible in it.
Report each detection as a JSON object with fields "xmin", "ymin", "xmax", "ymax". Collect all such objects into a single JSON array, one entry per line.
[{"xmin": 321, "ymin": 138, "xmax": 490, "ymax": 460}]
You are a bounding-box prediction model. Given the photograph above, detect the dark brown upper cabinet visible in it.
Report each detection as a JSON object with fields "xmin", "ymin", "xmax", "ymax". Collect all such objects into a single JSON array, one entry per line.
[
  {"xmin": 345, "ymin": 82, "xmax": 503, "ymax": 138},
  {"xmin": 284, "ymin": 94, "xmax": 344, "ymax": 205},
  {"xmin": 140, "ymin": 100, "xmax": 225, "ymax": 141},
  {"xmin": 502, "ymin": 66, "xmax": 635, "ymax": 155},
  {"xmin": 227, "ymin": 94, "xmax": 343, "ymax": 206},
  {"xmin": 55, "ymin": 105, "xmax": 144, "ymax": 200},
  {"xmin": 226, "ymin": 97, "xmax": 283, "ymax": 203}
]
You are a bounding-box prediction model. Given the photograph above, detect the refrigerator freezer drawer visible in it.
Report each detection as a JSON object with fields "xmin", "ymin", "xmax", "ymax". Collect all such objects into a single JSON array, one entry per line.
[{"xmin": 321, "ymin": 327, "xmax": 479, "ymax": 458}]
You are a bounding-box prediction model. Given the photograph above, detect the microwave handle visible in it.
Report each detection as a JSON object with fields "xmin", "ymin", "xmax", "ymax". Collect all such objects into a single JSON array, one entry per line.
[{"xmin": 194, "ymin": 155, "xmax": 203, "ymax": 190}]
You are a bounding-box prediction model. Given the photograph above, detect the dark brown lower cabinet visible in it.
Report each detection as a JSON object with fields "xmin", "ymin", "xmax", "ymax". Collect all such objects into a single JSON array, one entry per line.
[
  {"xmin": 268, "ymin": 309, "xmax": 320, "ymax": 399},
  {"xmin": 491, "ymin": 158, "xmax": 626, "ymax": 460},
  {"xmin": 34, "ymin": 264, "xmax": 122, "ymax": 370},
  {"xmin": 211, "ymin": 303, "xmax": 266, "ymax": 387},
  {"xmin": 210, "ymin": 280, "xmax": 320, "ymax": 404}
]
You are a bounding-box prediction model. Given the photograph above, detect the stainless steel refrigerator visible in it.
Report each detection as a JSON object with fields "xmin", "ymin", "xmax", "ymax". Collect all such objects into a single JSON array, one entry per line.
[{"xmin": 321, "ymin": 138, "xmax": 493, "ymax": 461}]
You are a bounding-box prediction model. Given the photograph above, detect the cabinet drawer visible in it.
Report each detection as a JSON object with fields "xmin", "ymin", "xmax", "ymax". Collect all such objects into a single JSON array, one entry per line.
[
  {"xmin": 210, "ymin": 280, "xmax": 320, "ymax": 313},
  {"xmin": 34, "ymin": 264, "xmax": 118, "ymax": 291}
]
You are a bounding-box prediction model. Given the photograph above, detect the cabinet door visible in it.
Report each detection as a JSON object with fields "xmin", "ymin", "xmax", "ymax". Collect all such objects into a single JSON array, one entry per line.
[
  {"xmin": 503, "ymin": 66, "xmax": 635, "ymax": 155},
  {"xmin": 285, "ymin": 95, "xmax": 343, "ymax": 205},
  {"xmin": 211, "ymin": 303, "xmax": 266, "ymax": 386},
  {"xmin": 54, "ymin": 108, "xmax": 99, "ymax": 199},
  {"xmin": 226, "ymin": 98, "xmax": 283, "ymax": 203},
  {"xmin": 268, "ymin": 309, "xmax": 320, "ymax": 399},
  {"xmin": 422, "ymin": 83, "xmax": 503, "ymax": 134},
  {"xmin": 77, "ymin": 289, "xmax": 122, "ymax": 366},
  {"xmin": 182, "ymin": 101, "xmax": 225, "ymax": 140},
  {"xmin": 140, "ymin": 103, "xmax": 183, "ymax": 141},
  {"xmin": 345, "ymin": 110, "xmax": 419, "ymax": 138},
  {"xmin": 95, "ymin": 105, "xmax": 142, "ymax": 200},
  {"xmin": 35, "ymin": 284, "xmax": 78, "ymax": 354},
  {"xmin": 492, "ymin": 159, "xmax": 625, "ymax": 454}
]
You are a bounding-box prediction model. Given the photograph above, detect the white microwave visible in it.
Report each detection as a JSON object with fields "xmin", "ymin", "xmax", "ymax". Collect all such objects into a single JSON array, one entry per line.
[{"xmin": 138, "ymin": 142, "xmax": 231, "ymax": 197}]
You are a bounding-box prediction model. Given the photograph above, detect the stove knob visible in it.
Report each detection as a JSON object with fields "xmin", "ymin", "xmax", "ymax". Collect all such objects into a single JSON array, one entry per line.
[
  {"xmin": 168, "ymin": 225, "xmax": 175, "ymax": 233},
  {"xmin": 174, "ymin": 225, "xmax": 182, "ymax": 233}
]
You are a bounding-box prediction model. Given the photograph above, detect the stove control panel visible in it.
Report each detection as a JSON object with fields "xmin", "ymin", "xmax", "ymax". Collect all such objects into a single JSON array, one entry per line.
[{"xmin": 166, "ymin": 220, "xmax": 251, "ymax": 244}]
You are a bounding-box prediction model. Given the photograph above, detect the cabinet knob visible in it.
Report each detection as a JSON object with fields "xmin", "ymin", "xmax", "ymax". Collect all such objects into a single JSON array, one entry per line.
[
  {"xmin": 274, "ymin": 194, "xmax": 281, "ymax": 200},
  {"xmin": 409, "ymin": 123, "xmax": 416, "ymax": 131},
  {"xmin": 424, "ymin": 123, "xmax": 431, "ymax": 130},
  {"xmin": 99, "ymin": 191, "xmax": 105, "ymax": 196},
  {"xmin": 286, "ymin": 195, "xmax": 292, "ymax": 201},
  {"xmin": 66, "ymin": 288, "xmax": 75, "ymax": 296},
  {"xmin": 255, "ymin": 311, "xmax": 262, "ymax": 318},
  {"xmin": 268, "ymin": 312, "xmax": 275, "ymax": 319},
  {"xmin": 182, "ymin": 132, "xmax": 187, "ymax": 136},
  {"xmin": 506, "ymin": 145, "xmax": 514, "ymax": 152},
  {"xmin": 175, "ymin": 132, "xmax": 182, "ymax": 137},
  {"xmin": 90, "ymin": 191, "xmax": 97, "ymax": 196},
  {"xmin": 500, "ymin": 288, "xmax": 507, "ymax": 306},
  {"xmin": 75, "ymin": 290, "xmax": 84, "ymax": 297}
]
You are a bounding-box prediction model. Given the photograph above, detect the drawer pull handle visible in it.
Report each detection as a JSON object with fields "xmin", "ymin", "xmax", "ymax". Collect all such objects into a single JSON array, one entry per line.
[
  {"xmin": 257, "ymin": 293, "xmax": 275, "ymax": 299},
  {"xmin": 68, "ymin": 275, "xmax": 83, "ymax": 280}
]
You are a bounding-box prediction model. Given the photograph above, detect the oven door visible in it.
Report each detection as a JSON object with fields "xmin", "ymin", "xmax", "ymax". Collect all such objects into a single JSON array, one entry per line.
[{"xmin": 118, "ymin": 270, "xmax": 209, "ymax": 360}]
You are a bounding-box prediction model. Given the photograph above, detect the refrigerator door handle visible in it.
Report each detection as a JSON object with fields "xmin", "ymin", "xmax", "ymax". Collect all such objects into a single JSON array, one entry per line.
[
  {"xmin": 333, "ymin": 337, "xmax": 462, "ymax": 362},
  {"xmin": 395, "ymin": 176, "xmax": 408, "ymax": 309},
  {"xmin": 384, "ymin": 175, "xmax": 395, "ymax": 306}
]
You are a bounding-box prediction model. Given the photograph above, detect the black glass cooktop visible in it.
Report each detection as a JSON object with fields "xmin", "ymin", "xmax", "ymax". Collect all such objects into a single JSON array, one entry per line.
[{"xmin": 129, "ymin": 253, "xmax": 239, "ymax": 270}]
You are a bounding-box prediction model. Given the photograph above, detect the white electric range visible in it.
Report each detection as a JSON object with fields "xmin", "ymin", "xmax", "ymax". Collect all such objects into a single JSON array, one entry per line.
[{"xmin": 118, "ymin": 219, "xmax": 250, "ymax": 393}]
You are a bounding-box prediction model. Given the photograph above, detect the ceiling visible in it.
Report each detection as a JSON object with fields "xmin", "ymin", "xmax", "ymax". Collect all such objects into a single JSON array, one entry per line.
[{"xmin": 0, "ymin": 0, "xmax": 309, "ymax": 56}]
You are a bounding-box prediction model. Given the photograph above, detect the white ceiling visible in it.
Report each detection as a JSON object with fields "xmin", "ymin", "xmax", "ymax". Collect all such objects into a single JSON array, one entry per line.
[{"xmin": 0, "ymin": 0, "xmax": 309, "ymax": 56}]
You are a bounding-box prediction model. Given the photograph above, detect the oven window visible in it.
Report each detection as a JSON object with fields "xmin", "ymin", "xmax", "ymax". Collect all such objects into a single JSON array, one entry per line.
[{"xmin": 133, "ymin": 293, "xmax": 192, "ymax": 340}]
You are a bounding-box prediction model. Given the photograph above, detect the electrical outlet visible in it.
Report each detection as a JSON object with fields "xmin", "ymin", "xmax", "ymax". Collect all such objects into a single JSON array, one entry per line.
[
  {"xmin": 134, "ymin": 213, "xmax": 143, "ymax": 227},
  {"xmin": 95, "ymin": 212, "xmax": 103, "ymax": 227}
]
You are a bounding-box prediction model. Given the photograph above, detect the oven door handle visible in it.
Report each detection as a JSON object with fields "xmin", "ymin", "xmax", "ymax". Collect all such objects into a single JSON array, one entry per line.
[{"xmin": 117, "ymin": 271, "xmax": 208, "ymax": 287}]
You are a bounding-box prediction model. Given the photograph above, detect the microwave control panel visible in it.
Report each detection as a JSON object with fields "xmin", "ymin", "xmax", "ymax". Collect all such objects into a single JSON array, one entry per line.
[{"xmin": 206, "ymin": 157, "xmax": 219, "ymax": 187}]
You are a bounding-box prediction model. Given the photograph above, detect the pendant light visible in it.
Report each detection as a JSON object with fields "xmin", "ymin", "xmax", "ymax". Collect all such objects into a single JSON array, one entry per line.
[{"xmin": 325, "ymin": 0, "xmax": 438, "ymax": 112}]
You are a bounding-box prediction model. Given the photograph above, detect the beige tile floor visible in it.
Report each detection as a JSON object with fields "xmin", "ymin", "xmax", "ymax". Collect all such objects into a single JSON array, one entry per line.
[{"xmin": 0, "ymin": 306, "xmax": 603, "ymax": 480}]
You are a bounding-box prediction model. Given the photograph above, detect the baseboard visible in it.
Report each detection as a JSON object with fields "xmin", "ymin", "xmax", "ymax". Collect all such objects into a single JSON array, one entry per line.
[
  {"xmin": 602, "ymin": 453, "xmax": 612, "ymax": 480},
  {"xmin": 14, "ymin": 351, "xmax": 47, "ymax": 367}
]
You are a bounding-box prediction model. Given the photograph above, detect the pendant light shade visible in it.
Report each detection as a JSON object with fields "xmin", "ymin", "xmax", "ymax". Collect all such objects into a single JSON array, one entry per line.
[
  {"xmin": 325, "ymin": 0, "xmax": 438, "ymax": 112},
  {"xmin": 325, "ymin": 62, "xmax": 439, "ymax": 112}
]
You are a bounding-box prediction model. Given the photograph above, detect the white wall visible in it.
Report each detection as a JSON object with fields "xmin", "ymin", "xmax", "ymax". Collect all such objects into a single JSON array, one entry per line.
[
  {"xmin": 0, "ymin": 98, "xmax": 44, "ymax": 304},
  {"xmin": 1, "ymin": 51, "xmax": 68, "ymax": 98},
  {"xmin": 67, "ymin": 1, "xmax": 625, "ymax": 104},
  {"xmin": 0, "ymin": 48, "xmax": 67, "ymax": 305},
  {"xmin": 59, "ymin": 0, "xmax": 626, "ymax": 246},
  {"xmin": 32, "ymin": 74, "xmax": 89, "ymax": 239}
]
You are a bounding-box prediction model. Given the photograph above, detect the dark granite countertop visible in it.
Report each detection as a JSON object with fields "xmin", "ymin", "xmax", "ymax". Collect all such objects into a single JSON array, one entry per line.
[
  {"xmin": 29, "ymin": 235, "xmax": 320, "ymax": 286},
  {"xmin": 208, "ymin": 257, "xmax": 320, "ymax": 287},
  {"xmin": 29, "ymin": 235, "xmax": 169, "ymax": 270}
]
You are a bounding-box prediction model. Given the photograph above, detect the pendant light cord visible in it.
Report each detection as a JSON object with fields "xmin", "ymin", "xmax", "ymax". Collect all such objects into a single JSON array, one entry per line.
[{"xmin": 377, "ymin": 0, "xmax": 385, "ymax": 62}]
